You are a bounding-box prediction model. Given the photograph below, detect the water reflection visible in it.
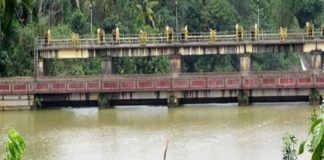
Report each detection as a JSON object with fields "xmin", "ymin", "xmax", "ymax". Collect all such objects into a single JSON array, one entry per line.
[{"xmin": 0, "ymin": 104, "xmax": 314, "ymax": 160}]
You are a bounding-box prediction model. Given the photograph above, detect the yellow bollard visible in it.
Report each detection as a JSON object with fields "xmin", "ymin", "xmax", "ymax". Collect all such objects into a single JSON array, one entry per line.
[
  {"xmin": 97, "ymin": 28, "xmax": 106, "ymax": 44},
  {"xmin": 209, "ymin": 29, "xmax": 217, "ymax": 43},
  {"xmin": 235, "ymin": 24, "xmax": 244, "ymax": 41},
  {"xmin": 71, "ymin": 33, "xmax": 80, "ymax": 46},
  {"xmin": 181, "ymin": 25, "xmax": 189, "ymax": 42},
  {"xmin": 279, "ymin": 27, "xmax": 288, "ymax": 41},
  {"xmin": 47, "ymin": 30, "xmax": 52, "ymax": 45},
  {"xmin": 165, "ymin": 26, "xmax": 174, "ymax": 43},
  {"xmin": 305, "ymin": 22, "xmax": 314, "ymax": 39},
  {"xmin": 250, "ymin": 24, "xmax": 259, "ymax": 41},
  {"xmin": 139, "ymin": 30, "xmax": 147, "ymax": 45},
  {"xmin": 112, "ymin": 27, "xmax": 120, "ymax": 43}
]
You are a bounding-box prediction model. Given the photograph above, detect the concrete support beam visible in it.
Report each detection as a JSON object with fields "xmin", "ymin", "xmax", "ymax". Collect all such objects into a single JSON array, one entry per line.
[
  {"xmin": 0, "ymin": 95, "xmax": 34, "ymax": 111},
  {"xmin": 39, "ymin": 49, "xmax": 90, "ymax": 59},
  {"xmin": 101, "ymin": 57, "xmax": 112, "ymax": 75},
  {"xmin": 237, "ymin": 90, "xmax": 250, "ymax": 106},
  {"xmin": 169, "ymin": 55, "xmax": 181, "ymax": 77},
  {"xmin": 309, "ymin": 88, "xmax": 321, "ymax": 105},
  {"xmin": 37, "ymin": 58, "xmax": 44, "ymax": 77},
  {"xmin": 167, "ymin": 94, "xmax": 179, "ymax": 107},
  {"xmin": 311, "ymin": 51, "xmax": 322, "ymax": 74},
  {"xmin": 240, "ymin": 54, "xmax": 251, "ymax": 73},
  {"xmin": 98, "ymin": 93, "xmax": 113, "ymax": 109}
]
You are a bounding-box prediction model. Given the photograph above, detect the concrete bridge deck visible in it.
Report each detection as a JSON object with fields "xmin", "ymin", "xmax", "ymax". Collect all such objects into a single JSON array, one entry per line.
[
  {"xmin": 1, "ymin": 72, "xmax": 323, "ymax": 94},
  {"xmin": 36, "ymin": 31, "xmax": 324, "ymax": 58},
  {"xmin": 2, "ymin": 71, "xmax": 324, "ymax": 109}
]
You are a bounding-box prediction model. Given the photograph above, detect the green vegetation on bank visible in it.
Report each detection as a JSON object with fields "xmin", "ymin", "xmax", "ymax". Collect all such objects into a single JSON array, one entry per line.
[
  {"xmin": 1, "ymin": 0, "xmax": 323, "ymax": 76},
  {"xmin": 252, "ymin": 53, "xmax": 302, "ymax": 71},
  {"xmin": 299, "ymin": 103, "xmax": 324, "ymax": 160},
  {"xmin": 281, "ymin": 100, "xmax": 324, "ymax": 160}
]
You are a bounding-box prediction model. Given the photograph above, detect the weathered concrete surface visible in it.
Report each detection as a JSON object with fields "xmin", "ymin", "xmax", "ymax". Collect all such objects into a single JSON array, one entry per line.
[
  {"xmin": 38, "ymin": 43, "xmax": 309, "ymax": 59},
  {"xmin": 311, "ymin": 51, "xmax": 322, "ymax": 74},
  {"xmin": 2, "ymin": 71, "xmax": 324, "ymax": 109},
  {"xmin": 101, "ymin": 57, "xmax": 112, "ymax": 75},
  {"xmin": 304, "ymin": 41, "xmax": 324, "ymax": 53},
  {"xmin": 105, "ymin": 90, "xmax": 238, "ymax": 100},
  {"xmin": 37, "ymin": 59, "xmax": 44, "ymax": 76},
  {"xmin": 39, "ymin": 93, "xmax": 99, "ymax": 101},
  {"xmin": 240, "ymin": 54, "xmax": 251, "ymax": 73},
  {"xmin": 104, "ymin": 89, "xmax": 311, "ymax": 101},
  {"xmin": 170, "ymin": 55, "xmax": 181, "ymax": 77},
  {"xmin": 0, "ymin": 95, "xmax": 34, "ymax": 110},
  {"xmin": 251, "ymin": 89, "xmax": 310, "ymax": 97},
  {"xmin": 40, "ymin": 49, "xmax": 91, "ymax": 59}
]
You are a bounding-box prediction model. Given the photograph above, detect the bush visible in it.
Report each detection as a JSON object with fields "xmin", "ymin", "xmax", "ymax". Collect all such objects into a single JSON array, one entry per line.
[
  {"xmin": 103, "ymin": 16, "xmax": 119, "ymax": 33},
  {"xmin": 5, "ymin": 129, "xmax": 26, "ymax": 160},
  {"xmin": 299, "ymin": 101, "xmax": 324, "ymax": 159},
  {"xmin": 70, "ymin": 10, "xmax": 89, "ymax": 35}
]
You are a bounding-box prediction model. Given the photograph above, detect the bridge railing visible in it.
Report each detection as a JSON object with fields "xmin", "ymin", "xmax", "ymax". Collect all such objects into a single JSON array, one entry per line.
[
  {"xmin": 1, "ymin": 71, "xmax": 324, "ymax": 95},
  {"xmin": 35, "ymin": 30, "xmax": 324, "ymax": 49}
]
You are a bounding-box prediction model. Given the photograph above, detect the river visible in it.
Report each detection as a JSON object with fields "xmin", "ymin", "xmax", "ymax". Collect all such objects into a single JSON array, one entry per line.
[{"xmin": 0, "ymin": 103, "xmax": 314, "ymax": 160}]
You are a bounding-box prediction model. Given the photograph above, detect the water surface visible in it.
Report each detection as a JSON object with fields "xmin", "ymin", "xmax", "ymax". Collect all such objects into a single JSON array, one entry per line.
[{"xmin": 0, "ymin": 103, "xmax": 314, "ymax": 160}]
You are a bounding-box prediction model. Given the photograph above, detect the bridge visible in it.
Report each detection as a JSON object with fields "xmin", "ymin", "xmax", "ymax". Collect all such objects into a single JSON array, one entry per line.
[
  {"xmin": 1, "ymin": 71, "xmax": 324, "ymax": 110},
  {"xmin": 35, "ymin": 27, "xmax": 324, "ymax": 75},
  {"xmin": 1, "ymin": 26, "xmax": 324, "ymax": 110}
]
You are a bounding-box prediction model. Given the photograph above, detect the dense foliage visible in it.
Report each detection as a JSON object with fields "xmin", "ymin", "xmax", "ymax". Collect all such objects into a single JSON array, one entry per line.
[
  {"xmin": 299, "ymin": 111, "xmax": 324, "ymax": 160},
  {"xmin": 0, "ymin": 0, "xmax": 323, "ymax": 76}
]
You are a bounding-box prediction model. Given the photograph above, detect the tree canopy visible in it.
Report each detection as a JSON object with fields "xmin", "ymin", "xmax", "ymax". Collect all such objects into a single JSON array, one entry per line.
[{"xmin": 0, "ymin": 0, "xmax": 323, "ymax": 76}]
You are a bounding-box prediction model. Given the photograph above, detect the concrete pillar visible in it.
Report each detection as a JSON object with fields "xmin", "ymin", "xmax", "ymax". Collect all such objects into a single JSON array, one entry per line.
[
  {"xmin": 0, "ymin": 95, "xmax": 34, "ymax": 111},
  {"xmin": 169, "ymin": 55, "xmax": 181, "ymax": 77},
  {"xmin": 167, "ymin": 95, "xmax": 179, "ymax": 107},
  {"xmin": 309, "ymin": 88, "xmax": 321, "ymax": 105},
  {"xmin": 240, "ymin": 54, "xmax": 251, "ymax": 73},
  {"xmin": 37, "ymin": 58, "xmax": 44, "ymax": 77},
  {"xmin": 101, "ymin": 57, "xmax": 112, "ymax": 75},
  {"xmin": 237, "ymin": 90, "xmax": 249, "ymax": 106},
  {"xmin": 98, "ymin": 93, "xmax": 113, "ymax": 109},
  {"xmin": 311, "ymin": 51, "xmax": 322, "ymax": 74}
]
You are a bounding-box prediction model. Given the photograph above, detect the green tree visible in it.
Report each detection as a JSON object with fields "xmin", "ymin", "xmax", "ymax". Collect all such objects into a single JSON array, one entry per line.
[
  {"xmin": 0, "ymin": 20, "xmax": 35, "ymax": 77},
  {"xmin": 44, "ymin": 58, "xmax": 101, "ymax": 76},
  {"xmin": 279, "ymin": 0, "xmax": 302, "ymax": 28},
  {"xmin": 204, "ymin": 0, "xmax": 239, "ymax": 31},
  {"xmin": 183, "ymin": 55, "xmax": 239, "ymax": 73},
  {"xmin": 114, "ymin": 56, "xmax": 169, "ymax": 74},
  {"xmin": 296, "ymin": 0, "xmax": 324, "ymax": 27},
  {"xmin": 136, "ymin": 0, "xmax": 159, "ymax": 29},
  {"xmin": 185, "ymin": 0, "xmax": 205, "ymax": 32},
  {"xmin": 0, "ymin": 0, "xmax": 32, "ymax": 33},
  {"xmin": 70, "ymin": 9, "xmax": 89, "ymax": 34},
  {"xmin": 103, "ymin": 16, "xmax": 120, "ymax": 33},
  {"xmin": 155, "ymin": 7, "xmax": 175, "ymax": 30},
  {"xmin": 4, "ymin": 129, "xmax": 26, "ymax": 160}
]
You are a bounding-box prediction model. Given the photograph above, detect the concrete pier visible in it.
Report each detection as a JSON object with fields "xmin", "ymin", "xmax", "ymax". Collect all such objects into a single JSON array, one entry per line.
[{"xmin": 0, "ymin": 95, "xmax": 34, "ymax": 111}]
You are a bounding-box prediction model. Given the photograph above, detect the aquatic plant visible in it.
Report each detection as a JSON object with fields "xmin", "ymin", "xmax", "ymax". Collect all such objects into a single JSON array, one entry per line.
[
  {"xmin": 4, "ymin": 129, "xmax": 26, "ymax": 160},
  {"xmin": 282, "ymin": 132, "xmax": 297, "ymax": 160},
  {"xmin": 98, "ymin": 94, "xmax": 110, "ymax": 108},
  {"xmin": 309, "ymin": 88, "xmax": 321, "ymax": 105},
  {"xmin": 299, "ymin": 97, "xmax": 324, "ymax": 160}
]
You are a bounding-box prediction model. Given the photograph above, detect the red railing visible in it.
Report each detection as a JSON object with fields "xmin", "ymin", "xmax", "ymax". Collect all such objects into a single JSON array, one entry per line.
[{"xmin": 0, "ymin": 72, "xmax": 323, "ymax": 95}]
